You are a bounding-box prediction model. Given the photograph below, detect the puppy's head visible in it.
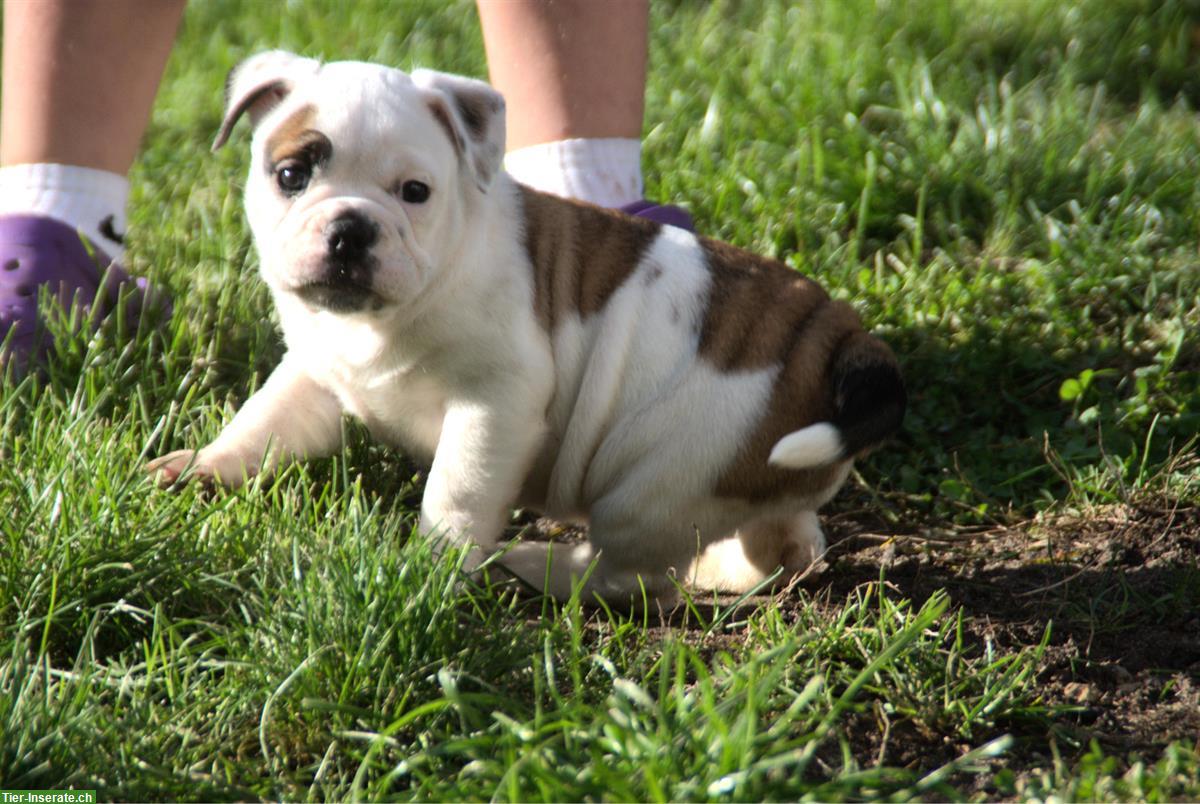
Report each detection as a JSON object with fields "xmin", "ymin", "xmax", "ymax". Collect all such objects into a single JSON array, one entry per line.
[{"xmin": 215, "ymin": 50, "xmax": 505, "ymax": 316}]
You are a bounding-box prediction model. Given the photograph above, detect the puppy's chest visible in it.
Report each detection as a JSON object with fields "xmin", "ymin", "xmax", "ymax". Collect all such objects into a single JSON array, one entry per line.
[{"xmin": 327, "ymin": 367, "xmax": 447, "ymax": 460}]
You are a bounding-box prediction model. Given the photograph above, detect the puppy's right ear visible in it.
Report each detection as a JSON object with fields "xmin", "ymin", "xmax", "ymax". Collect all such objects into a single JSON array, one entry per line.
[
  {"xmin": 411, "ymin": 70, "xmax": 506, "ymax": 192},
  {"xmin": 213, "ymin": 50, "xmax": 320, "ymax": 151}
]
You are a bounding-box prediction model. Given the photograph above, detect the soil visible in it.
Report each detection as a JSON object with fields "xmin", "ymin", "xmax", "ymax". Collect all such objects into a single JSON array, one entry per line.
[
  {"xmin": 816, "ymin": 501, "xmax": 1200, "ymax": 759},
  {"xmin": 522, "ymin": 500, "xmax": 1200, "ymax": 784},
  {"xmin": 805, "ymin": 500, "xmax": 1200, "ymax": 791}
]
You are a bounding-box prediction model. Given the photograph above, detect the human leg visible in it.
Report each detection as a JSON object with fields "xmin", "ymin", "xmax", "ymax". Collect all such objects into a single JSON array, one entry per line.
[
  {"xmin": 2, "ymin": 0, "xmax": 185, "ymax": 174},
  {"xmin": 476, "ymin": 0, "xmax": 647, "ymax": 151},
  {"xmin": 1, "ymin": 0, "xmax": 185, "ymax": 250},
  {"xmin": 0, "ymin": 0, "xmax": 183, "ymax": 371},
  {"xmin": 476, "ymin": 0, "xmax": 689, "ymax": 227}
]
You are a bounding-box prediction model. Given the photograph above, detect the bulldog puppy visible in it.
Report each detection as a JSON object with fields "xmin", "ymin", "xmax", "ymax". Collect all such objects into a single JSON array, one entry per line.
[{"xmin": 148, "ymin": 51, "xmax": 906, "ymax": 605}]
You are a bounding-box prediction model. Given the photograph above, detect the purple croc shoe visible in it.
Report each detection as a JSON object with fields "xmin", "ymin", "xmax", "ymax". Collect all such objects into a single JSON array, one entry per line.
[
  {"xmin": 0, "ymin": 214, "xmax": 166, "ymax": 376},
  {"xmin": 620, "ymin": 200, "xmax": 695, "ymax": 232}
]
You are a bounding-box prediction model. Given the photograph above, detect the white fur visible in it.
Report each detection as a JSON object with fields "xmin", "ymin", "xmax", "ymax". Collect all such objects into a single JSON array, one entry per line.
[
  {"xmin": 768, "ymin": 422, "xmax": 844, "ymax": 469},
  {"xmin": 148, "ymin": 53, "xmax": 858, "ymax": 605},
  {"xmin": 687, "ymin": 511, "xmax": 827, "ymax": 592}
]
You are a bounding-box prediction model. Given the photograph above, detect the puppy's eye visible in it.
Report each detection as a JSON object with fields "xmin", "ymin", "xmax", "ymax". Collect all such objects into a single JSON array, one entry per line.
[
  {"xmin": 275, "ymin": 162, "xmax": 311, "ymax": 195},
  {"xmin": 400, "ymin": 180, "xmax": 431, "ymax": 204}
]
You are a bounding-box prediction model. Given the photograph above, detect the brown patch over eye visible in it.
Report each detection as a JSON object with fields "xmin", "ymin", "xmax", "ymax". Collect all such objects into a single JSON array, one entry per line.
[{"xmin": 266, "ymin": 104, "xmax": 332, "ymax": 168}]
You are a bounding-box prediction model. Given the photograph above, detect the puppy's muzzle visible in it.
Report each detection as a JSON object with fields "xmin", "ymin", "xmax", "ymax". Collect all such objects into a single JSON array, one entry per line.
[
  {"xmin": 296, "ymin": 213, "xmax": 382, "ymax": 313},
  {"xmin": 326, "ymin": 214, "xmax": 378, "ymax": 261}
]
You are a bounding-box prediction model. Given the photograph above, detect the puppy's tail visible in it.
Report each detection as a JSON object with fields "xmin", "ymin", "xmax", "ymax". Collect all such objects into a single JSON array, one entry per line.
[{"xmin": 768, "ymin": 332, "xmax": 906, "ymax": 470}]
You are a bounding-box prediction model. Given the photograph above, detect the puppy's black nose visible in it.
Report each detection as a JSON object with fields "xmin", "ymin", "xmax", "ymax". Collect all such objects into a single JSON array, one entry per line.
[{"xmin": 324, "ymin": 214, "xmax": 378, "ymax": 260}]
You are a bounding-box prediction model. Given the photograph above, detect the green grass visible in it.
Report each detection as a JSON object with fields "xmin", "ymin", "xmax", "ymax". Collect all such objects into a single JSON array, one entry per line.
[{"xmin": 2, "ymin": 0, "xmax": 1199, "ymax": 799}]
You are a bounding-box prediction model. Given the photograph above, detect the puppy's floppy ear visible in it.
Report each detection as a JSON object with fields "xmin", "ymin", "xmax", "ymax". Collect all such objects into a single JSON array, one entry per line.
[
  {"xmin": 412, "ymin": 70, "xmax": 506, "ymax": 192},
  {"xmin": 213, "ymin": 50, "xmax": 321, "ymax": 151}
]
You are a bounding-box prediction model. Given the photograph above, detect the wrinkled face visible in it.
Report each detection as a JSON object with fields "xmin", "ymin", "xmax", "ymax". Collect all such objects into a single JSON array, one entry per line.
[{"xmin": 243, "ymin": 63, "xmax": 461, "ymax": 315}]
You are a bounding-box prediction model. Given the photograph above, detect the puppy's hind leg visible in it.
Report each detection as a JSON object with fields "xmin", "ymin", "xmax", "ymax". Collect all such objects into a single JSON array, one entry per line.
[
  {"xmin": 762, "ymin": 510, "xmax": 827, "ymax": 576},
  {"xmin": 494, "ymin": 539, "xmax": 599, "ymax": 601},
  {"xmin": 689, "ymin": 512, "xmax": 827, "ymax": 594},
  {"xmin": 498, "ymin": 521, "xmax": 686, "ymax": 608},
  {"xmin": 686, "ymin": 534, "xmax": 774, "ymax": 594}
]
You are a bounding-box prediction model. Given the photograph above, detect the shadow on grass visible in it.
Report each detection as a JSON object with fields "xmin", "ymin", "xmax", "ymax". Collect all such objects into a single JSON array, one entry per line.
[{"xmin": 861, "ymin": 305, "xmax": 1198, "ymax": 522}]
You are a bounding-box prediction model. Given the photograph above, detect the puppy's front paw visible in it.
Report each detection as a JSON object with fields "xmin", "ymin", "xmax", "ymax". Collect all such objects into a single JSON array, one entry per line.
[
  {"xmin": 145, "ymin": 448, "xmax": 254, "ymax": 489},
  {"xmin": 146, "ymin": 449, "xmax": 199, "ymax": 487}
]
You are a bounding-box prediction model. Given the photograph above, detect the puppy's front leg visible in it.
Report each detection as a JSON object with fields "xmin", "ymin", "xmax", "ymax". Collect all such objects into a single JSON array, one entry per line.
[
  {"xmin": 419, "ymin": 394, "xmax": 545, "ymax": 566},
  {"xmin": 148, "ymin": 355, "xmax": 343, "ymax": 487}
]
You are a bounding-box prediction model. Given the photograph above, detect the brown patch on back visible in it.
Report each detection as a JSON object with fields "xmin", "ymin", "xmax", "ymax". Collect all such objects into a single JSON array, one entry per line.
[
  {"xmin": 519, "ymin": 185, "xmax": 661, "ymax": 332},
  {"xmin": 697, "ymin": 238, "xmax": 832, "ymax": 370},
  {"xmin": 264, "ymin": 104, "xmax": 331, "ymax": 168},
  {"xmin": 698, "ymin": 238, "xmax": 873, "ymax": 501}
]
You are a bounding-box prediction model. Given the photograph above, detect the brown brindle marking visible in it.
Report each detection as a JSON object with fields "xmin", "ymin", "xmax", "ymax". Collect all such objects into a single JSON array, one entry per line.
[
  {"xmin": 697, "ymin": 238, "xmax": 831, "ymax": 371},
  {"xmin": 519, "ymin": 185, "xmax": 661, "ymax": 333},
  {"xmin": 699, "ymin": 238, "xmax": 875, "ymax": 501},
  {"xmin": 265, "ymin": 104, "xmax": 331, "ymax": 168}
]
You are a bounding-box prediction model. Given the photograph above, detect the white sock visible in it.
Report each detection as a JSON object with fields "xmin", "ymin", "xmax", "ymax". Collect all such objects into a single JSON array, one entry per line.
[
  {"xmin": 504, "ymin": 137, "xmax": 643, "ymax": 208},
  {"xmin": 0, "ymin": 163, "xmax": 129, "ymax": 261}
]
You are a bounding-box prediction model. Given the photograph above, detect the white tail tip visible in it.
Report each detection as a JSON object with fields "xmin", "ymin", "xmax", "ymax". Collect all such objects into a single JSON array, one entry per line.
[{"xmin": 768, "ymin": 423, "xmax": 844, "ymax": 469}]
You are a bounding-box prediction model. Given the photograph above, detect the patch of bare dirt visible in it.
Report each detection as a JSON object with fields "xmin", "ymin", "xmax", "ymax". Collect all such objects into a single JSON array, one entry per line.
[
  {"xmin": 517, "ymin": 501, "xmax": 1200, "ymax": 780},
  {"xmin": 816, "ymin": 501, "xmax": 1200, "ymax": 754}
]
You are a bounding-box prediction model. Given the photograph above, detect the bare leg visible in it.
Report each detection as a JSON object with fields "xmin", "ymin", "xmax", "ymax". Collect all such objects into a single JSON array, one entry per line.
[
  {"xmin": 0, "ymin": 0, "xmax": 183, "ymax": 372},
  {"xmin": 476, "ymin": 0, "xmax": 663, "ymax": 212},
  {"xmin": 476, "ymin": 0, "xmax": 648, "ymax": 150},
  {"xmin": 1, "ymin": 0, "xmax": 186, "ymax": 172}
]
